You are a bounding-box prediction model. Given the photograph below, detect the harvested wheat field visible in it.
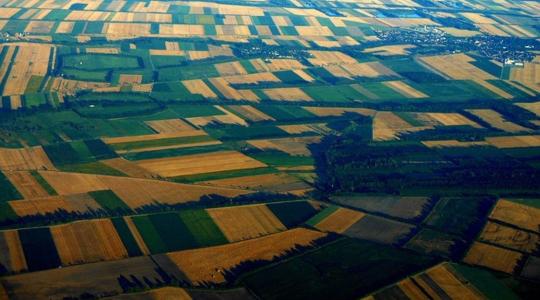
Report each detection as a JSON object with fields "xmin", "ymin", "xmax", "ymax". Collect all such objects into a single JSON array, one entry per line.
[
  {"xmin": 38, "ymin": 171, "xmax": 250, "ymax": 209},
  {"xmin": 215, "ymin": 61, "xmax": 248, "ymax": 76},
  {"xmin": 315, "ymin": 208, "xmax": 365, "ymax": 233},
  {"xmin": 466, "ymin": 109, "xmax": 531, "ymax": 132},
  {"xmin": 101, "ymin": 158, "xmax": 157, "ymax": 179},
  {"xmin": 103, "ymin": 131, "xmax": 206, "ymax": 145},
  {"xmin": 489, "ymin": 199, "xmax": 540, "ymax": 232},
  {"xmin": 263, "ymin": 87, "xmax": 312, "ymax": 101},
  {"xmin": 159, "ymin": 228, "xmax": 326, "ymax": 284},
  {"xmin": 510, "ymin": 62, "xmax": 540, "ymax": 93},
  {"xmin": 308, "ymin": 50, "xmax": 357, "ymax": 66},
  {"xmin": 479, "ymin": 221, "xmax": 539, "ymax": 253},
  {"xmin": 207, "ymin": 204, "xmax": 286, "ymax": 242},
  {"xmin": 51, "ymin": 219, "xmax": 129, "ymax": 266},
  {"xmin": 418, "ymin": 112, "xmax": 481, "ymax": 127},
  {"xmin": 278, "ymin": 123, "xmax": 331, "ymax": 135},
  {"xmin": 9, "ymin": 194, "xmax": 101, "ymax": 217},
  {"xmin": 363, "ymin": 44, "xmax": 416, "ymax": 56},
  {"xmin": 485, "ymin": 135, "xmax": 540, "ymax": 148},
  {"xmin": 0, "ymin": 147, "xmax": 55, "ymax": 171},
  {"xmin": 412, "ymin": 263, "xmax": 484, "ymax": 300},
  {"xmin": 182, "ymin": 79, "xmax": 217, "ymax": 98},
  {"xmin": 395, "ymin": 278, "xmax": 430, "ymax": 300},
  {"xmin": 0, "ymin": 256, "xmax": 180, "ymax": 299},
  {"xmin": 422, "ymin": 140, "xmax": 489, "ymax": 148},
  {"xmin": 248, "ymin": 136, "xmax": 321, "ymax": 156},
  {"xmin": 0, "ymin": 230, "xmax": 27, "ymax": 273},
  {"xmin": 463, "ymin": 242, "xmax": 522, "ymax": 273},
  {"xmin": 373, "ymin": 111, "xmax": 428, "ymax": 141},
  {"xmin": 225, "ymin": 105, "xmax": 274, "ymax": 122},
  {"xmin": 2, "ymin": 43, "xmax": 52, "ymax": 96},
  {"xmin": 384, "ymin": 81, "xmax": 428, "ymax": 98},
  {"xmin": 136, "ymin": 151, "xmax": 266, "ymax": 178},
  {"xmin": 303, "ymin": 106, "xmax": 376, "ymax": 117},
  {"xmin": 516, "ymin": 101, "xmax": 540, "ymax": 117},
  {"xmin": 3, "ymin": 171, "xmax": 48, "ymax": 199},
  {"xmin": 200, "ymin": 172, "xmax": 311, "ymax": 194},
  {"xmin": 118, "ymin": 74, "xmax": 142, "ymax": 85},
  {"xmin": 145, "ymin": 119, "xmax": 198, "ymax": 134}
]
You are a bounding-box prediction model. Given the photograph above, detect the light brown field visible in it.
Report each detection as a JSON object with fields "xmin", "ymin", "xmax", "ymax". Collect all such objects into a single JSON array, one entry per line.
[
  {"xmin": 0, "ymin": 46, "xmax": 16, "ymax": 86},
  {"xmin": 182, "ymin": 79, "xmax": 217, "ymax": 98},
  {"xmin": 161, "ymin": 228, "xmax": 326, "ymax": 284},
  {"xmin": 463, "ymin": 242, "xmax": 522, "ymax": 273},
  {"xmin": 248, "ymin": 136, "xmax": 321, "ymax": 156},
  {"xmin": 186, "ymin": 105, "xmax": 248, "ymax": 127},
  {"xmin": 209, "ymin": 78, "xmax": 255, "ymax": 101},
  {"xmin": 24, "ymin": 21, "xmax": 54, "ymax": 34},
  {"xmin": 420, "ymin": 112, "xmax": 481, "ymax": 127},
  {"xmin": 379, "ymin": 18, "xmax": 439, "ymax": 27},
  {"xmin": 466, "ymin": 109, "xmax": 531, "ymax": 132},
  {"xmin": 9, "ymin": 193, "xmax": 101, "ymax": 217},
  {"xmin": 225, "ymin": 105, "xmax": 274, "ymax": 122},
  {"xmin": 118, "ymin": 74, "xmax": 142, "ymax": 85},
  {"xmin": 0, "ymin": 256, "xmax": 174, "ymax": 299},
  {"xmin": 0, "ymin": 146, "xmax": 55, "ymax": 171},
  {"xmin": 215, "ymin": 61, "xmax": 248, "ymax": 76},
  {"xmin": 263, "ymin": 87, "xmax": 312, "ymax": 101},
  {"xmin": 85, "ymin": 48, "xmax": 120, "ymax": 54},
  {"xmin": 136, "ymin": 151, "xmax": 266, "ymax": 178},
  {"xmin": 413, "ymin": 263, "xmax": 483, "ymax": 300},
  {"xmin": 479, "ymin": 221, "xmax": 539, "ymax": 253},
  {"xmin": 308, "ymin": 50, "xmax": 357, "ymax": 66},
  {"xmin": 101, "ymin": 158, "xmax": 157, "ymax": 179},
  {"xmin": 516, "ymin": 101, "xmax": 540, "ymax": 117},
  {"xmin": 509, "ymin": 62, "xmax": 540, "ymax": 93},
  {"xmin": 315, "ymin": 208, "xmax": 365, "ymax": 233},
  {"xmin": 48, "ymin": 78, "xmax": 110, "ymax": 96},
  {"xmin": 363, "ymin": 44, "xmax": 416, "ymax": 56},
  {"xmin": 222, "ymin": 72, "xmax": 280, "ymax": 85},
  {"xmin": 0, "ymin": 230, "xmax": 27, "ymax": 273},
  {"xmin": 104, "ymin": 23, "xmax": 151, "ymax": 39},
  {"xmin": 207, "ymin": 204, "xmax": 286, "ymax": 242},
  {"xmin": 144, "ymin": 119, "xmax": 197, "ymax": 134},
  {"xmin": 422, "ymin": 140, "xmax": 489, "ymax": 148},
  {"xmin": 384, "ymin": 80, "xmax": 428, "ymax": 98},
  {"xmin": 303, "ymin": 106, "xmax": 376, "ymax": 117},
  {"xmin": 2, "ymin": 43, "xmax": 52, "ymax": 96},
  {"xmin": 38, "ymin": 171, "xmax": 250, "ymax": 209},
  {"xmin": 102, "ymin": 131, "xmax": 207, "ymax": 145},
  {"xmin": 419, "ymin": 53, "xmax": 513, "ymax": 99},
  {"xmin": 340, "ymin": 61, "xmax": 398, "ymax": 78},
  {"xmin": 51, "ymin": 219, "xmax": 129, "ymax": 266},
  {"xmin": 3, "ymin": 171, "xmax": 49, "ymax": 199},
  {"xmin": 396, "ymin": 278, "xmax": 430, "ymax": 300},
  {"xmin": 373, "ymin": 111, "xmax": 428, "ymax": 141},
  {"xmin": 112, "ymin": 287, "xmax": 192, "ymax": 300},
  {"xmin": 485, "ymin": 135, "xmax": 540, "ymax": 149},
  {"xmin": 441, "ymin": 27, "xmax": 481, "ymax": 37},
  {"xmin": 200, "ymin": 173, "xmax": 311, "ymax": 194},
  {"xmin": 278, "ymin": 123, "xmax": 331, "ymax": 135},
  {"xmin": 489, "ymin": 199, "xmax": 540, "ymax": 232}
]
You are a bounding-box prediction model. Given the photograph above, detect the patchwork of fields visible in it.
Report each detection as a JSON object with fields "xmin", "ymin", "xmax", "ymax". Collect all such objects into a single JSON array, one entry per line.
[{"xmin": 0, "ymin": 0, "xmax": 539, "ymax": 299}]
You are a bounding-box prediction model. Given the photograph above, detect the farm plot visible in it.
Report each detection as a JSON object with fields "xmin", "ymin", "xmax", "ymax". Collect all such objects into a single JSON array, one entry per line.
[
  {"xmin": 307, "ymin": 50, "xmax": 357, "ymax": 66},
  {"xmin": 372, "ymin": 111, "xmax": 427, "ymax": 141},
  {"xmin": 302, "ymin": 106, "xmax": 375, "ymax": 117},
  {"xmin": 413, "ymin": 112, "xmax": 481, "ymax": 128},
  {"xmin": 344, "ymin": 215, "xmax": 415, "ymax": 245},
  {"xmin": 313, "ymin": 207, "xmax": 365, "ymax": 233},
  {"xmin": 182, "ymin": 79, "xmax": 217, "ymax": 98},
  {"xmin": 2, "ymin": 171, "xmax": 49, "ymax": 199},
  {"xmin": 248, "ymin": 136, "xmax": 321, "ymax": 156},
  {"xmin": 0, "ymin": 147, "xmax": 55, "ymax": 171},
  {"xmin": 0, "ymin": 171, "xmax": 22, "ymax": 202},
  {"xmin": 521, "ymin": 256, "xmax": 540, "ymax": 281},
  {"xmin": 516, "ymin": 101, "xmax": 540, "ymax": 117},
  {"xmin": 186, "ymin": 105, "xmax": 248, "ymax": 126},
  {"xmin": 422, "ymin": 140, "xmax": 490, "ymax": 148},
  {"xmin": 331, "ymin": 195, "xmax": 430, "ymax": 220},
  {"xmin": 466, "ymin": 109, "xmax": 532, "ymax": 132},
  {"xmin": 158, "ymin": 228, "xmax": 326, "ymax": 285},
  {"xmin": 463, "ymin": 242, "xmax": 523, "ymax": 273},
  {"xmin": 384, "ymin": 81, "xmax": 428, "ymax": 98},
  {"xmin": 37, "ymin": 171, "xmax": 250, "ymax": 209},
  {"xmin": 488, "ymin": 199, "xmax": 540, "ymax": 232},
  {"xmin": 50, "ymin": 219, "xmax": 129, "ymax": 266},
  {"xmin": 262, "ymin": 87, "xmax": 313, "ymax": 101},
  {"xmin": 225, "ymin": 105, "xmax": 275, "ymax": 122},
  {"xmin": 200, "ymin": 172, "xmax": 311, "ymax": 194},
  {"xmin": 418, "ymin": 53, "xmax": 512, "ymax": 99},
  {"xmin": 0, "ymin": 256, "xmax": 178, "ymax": 299},
  {"xmin": 278, "ymin": 123, "xmax": 331, "ymax": 135},
  {"xmin": 8, "ymin": 194, "xmax": 101, "ymax": 217},
  {"xmin": 478, "ymin": 221, "xmax": 539, "ymax": 253},
  {"xmin": 207, "ymin": 204, "xmax": 286, "ymax": 242},
  {"xmin": 135, "ymin": 151, "xmax": 267, "ymax": 178},
  {"xmin": 266, "ymin": 201, "xmax": 320, "ymax": 228},
  {"xmin": 101, "ymin": 158, "xmax": 157, "ymax": 179},
  {"xmin": 509, "ymin": 61, "xmax": 540, "ymax": 93},
  {"xmin": 405, "ymin": 229, "xmax": 462, "ymax": 258},
  {"xmin": 2, "ymin": 43, "xmax": 52, "ymax": 96},
  {"xmin": 363, "ymin": 44, "xmax": 416, "ymax": 56},
  {"xmin": 485, "ymin": 135, "xmax": 540, "ymax": 148},
  {"xmin": 0, "ymin": 230, "xmax": 27, "ymax": 273}
]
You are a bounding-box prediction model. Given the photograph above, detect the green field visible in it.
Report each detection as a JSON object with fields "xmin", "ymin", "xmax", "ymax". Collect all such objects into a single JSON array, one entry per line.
[
  {"xmin": 89, "ymin": 190, "xmax": 131, "ymax": 213},
  {"xmin": 0, "ymin": 171, "xmax": 22, "ymax": 202}
]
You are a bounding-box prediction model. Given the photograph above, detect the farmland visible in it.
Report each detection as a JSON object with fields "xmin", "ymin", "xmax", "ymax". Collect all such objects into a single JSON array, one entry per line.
[{"xmin": 0, "ymin": 0, "xmax": 539, "ymax": 299}]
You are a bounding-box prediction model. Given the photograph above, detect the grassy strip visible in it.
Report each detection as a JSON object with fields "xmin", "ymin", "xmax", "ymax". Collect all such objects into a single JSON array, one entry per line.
[
  {"xmin": 111, "ymin": 217, "xmax": 143, "ymax": 257},
  {"xmin": 305, "ymin": 205, "xmax": 339, "ymax": 227},
  {"xmin": 30, "ymin": 171, "xmax": 57, "ymax": 195}
]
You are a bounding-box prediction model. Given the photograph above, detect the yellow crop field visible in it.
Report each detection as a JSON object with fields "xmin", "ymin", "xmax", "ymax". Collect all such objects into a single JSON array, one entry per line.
[
  {"xmin": 207, "ymin": 204, "xmax": 286, "ymax": 242},
  {"xmin": 221, "ymin": 72, "xmax": 280, "ymax": 85},
  {"xmin": 215, "ymin": 61, "xmax": 248, "ymax": 76},
  {"xmin": 248, "ymin": 136, "xmax": 321, "ymax": 156},
  {"xmin": 182, "ymin": 79, "xmax": 217, "ymax": 98},
  {"xmin": 308, "ymin": 50, "xmax": 357, "ymax": 66},
  {"xmin": 384, "ymin": 81, "xmax": 428, "ymax": 98},
  {"xmin": 278, "ymin": 123, "xmax": 331, "ymax": 135},
  {"xmin": 413, "ymin": 263, "xmax": 484, "ymax": 300},
  {"xmin": 516, "ymin": 101, "xmax": 540, "ymax": 117},
  {"xmin": 103, "ymin": 130, "xmax": 207, "ymax": 144},
  {"xmin": 186, "ymin": 105, "xmax": 248, "ymax": 127},
  {"xmin": 363, "ymin": 44, "xmax": 416, "ymax": 56},
  {"xmin": 419, "ymin": 112, "xmax": 481, "ymax": 127},
  {"xmin": 9, "ymin": 194, "xmax": 101, "ymax": 217},
  {"xmin": 144, "ymin": 119, "xmax": 198, "ymax": 134},
  {"xmin": 3, "ymin": 171, "xmax": 49, "ymax": 199},
  {"xmin": 489, "ymin": 199, "xmax": 540, "ymax": 232},
  {"xmin": 101, "ymin": 158, "xmax": 156, "ymax": 179},
  {"xmin": 510, "ymin": 62, "xmax": 540, "ymax": 93},
  {"xmin": 479, "ymin": 221, "xmax": 539, "ymax": 253},
  {"xmin": 118, "ymin": 74, "xmax": 142, "ymax": 85},
  {"xmin": 225, "ymin": 105, "xmax": 274, "ymax": 122},
  {"xmin": 315, "ymin": 208, "xmax": 365, "ymax": 233},
  {"xmin": 51, "ymin": 219, "xmax": 129, "ymax": 266},
  {"xmin": 485, "ymin": 135, "xmax": 540, "ymax": 148},
  {"xmin": 200, "ymin": 172, "xmax": 311, "ymax": 194},
  {"xmin": 0, "ymin": 230, "xmax": 27, "ymax": 273},
  {"xmin": 463, "ymin": 242, "xmax": 522, "ymax": 273},
  {"xmin": 466, "ymin": 109, "xmax": 531, "ymax": 132},
  {"xmin": 162, "ymin": 228, "xmax": 325, "ymax": 284},
  {"xmin": 2, "ymin": 43, "xmax": 52, "ymax": 96},
  {"xmin": 422, "ymin": 140, "xmax": 489, "ymax": 148},
  {"xmin": 263, "ymin": 87, "xmax": 312, "ymax": 101},
  {"xmin": 303, "ymin": 106, "xmax": 376, "ymax": 117},
  {"xmin": 136, "ymin": 151, "xmax": 266, "ymax": 178},
  {"xmin": 373, "ymin": 112, "xmax": 426, "ymax": 141},
  {"xmin": 0, "ymin": 146, "xmax": 55, "ymax": 171}
]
